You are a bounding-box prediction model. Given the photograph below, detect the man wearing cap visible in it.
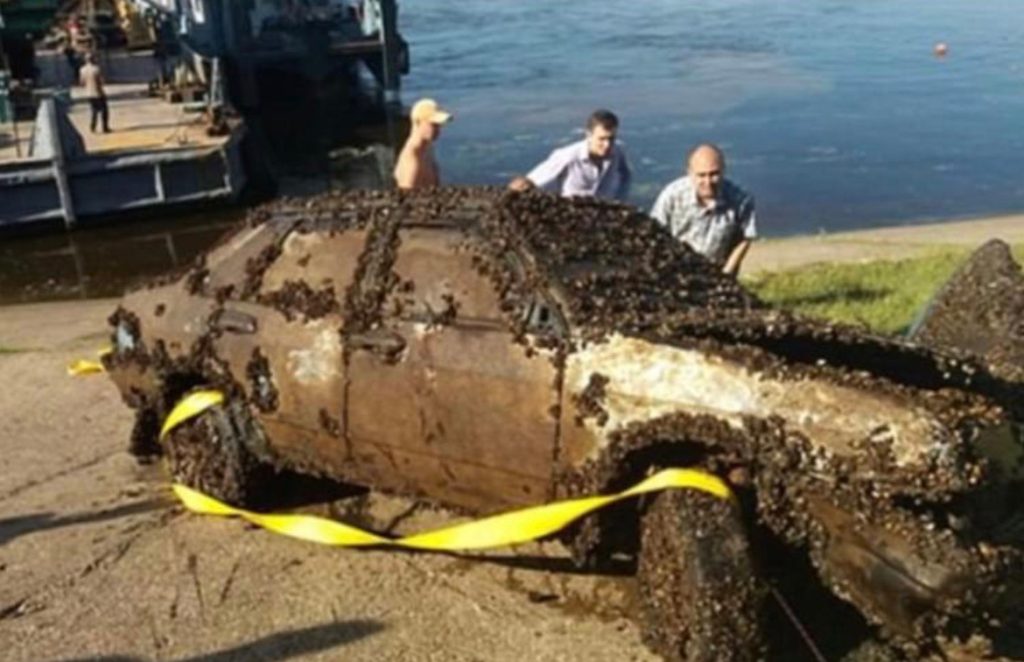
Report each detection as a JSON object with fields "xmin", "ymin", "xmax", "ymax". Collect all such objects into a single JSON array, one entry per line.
[
  {"xmin": 513, "ymin": 109, "xmax": 631, "ymax": 201},
  {"xmin": 394, "ymin": 98, "xmax": 452, "ymax": 189},
  {"xmin": 650, "ymin": 143, "xmax": 757, "ymax": 276}
]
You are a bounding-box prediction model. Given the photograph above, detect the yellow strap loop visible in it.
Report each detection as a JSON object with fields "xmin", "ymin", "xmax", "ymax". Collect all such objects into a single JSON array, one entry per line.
[
  {"xmin": 174, "ymin": 468, "xmax": 731, "ymax": 551},
  {"xmin": 66, "ymin": 347, "xmax": 113, "ymax": 377},
  {"xmin": 164, "ymin": 391, "xmax": 735, "ymax": 551},
  {"xmin": 160, "ymin": 389, "xmax": 225, "ymax": 439},
  {"xmin": 67, "ymin": 359, "xmax": 105, "ymax": 376}
]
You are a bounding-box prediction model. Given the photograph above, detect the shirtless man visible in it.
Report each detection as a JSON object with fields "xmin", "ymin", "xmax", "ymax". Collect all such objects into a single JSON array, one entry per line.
[
  {"xmin": 393, "ymin": 98, "xmax": 452, "ymax": 189},
  {"xmin": 79, "ymin": 53, "xmax": 111, "ymax": 133}
]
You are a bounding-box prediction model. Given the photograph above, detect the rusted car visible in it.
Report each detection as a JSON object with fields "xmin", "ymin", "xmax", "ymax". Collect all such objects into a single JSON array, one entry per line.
[{"xmin": 105, "ymin": 188, "xmax": 1024, "ymax": 661}]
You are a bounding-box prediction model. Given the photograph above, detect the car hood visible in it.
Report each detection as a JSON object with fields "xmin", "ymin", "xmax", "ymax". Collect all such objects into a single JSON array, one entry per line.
[{"xmin": 561, "ymin": 332, "xmax": 999, "ymax": 493}]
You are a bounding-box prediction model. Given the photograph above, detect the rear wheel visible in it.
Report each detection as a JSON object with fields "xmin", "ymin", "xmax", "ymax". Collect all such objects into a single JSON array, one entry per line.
[
  {"xmin": 637, "ymin": 490, "xmax": 765, "ymax": 662},
  {"xmin": 162, "ymin": 397, "xmax": 273, "ymax": 507}
]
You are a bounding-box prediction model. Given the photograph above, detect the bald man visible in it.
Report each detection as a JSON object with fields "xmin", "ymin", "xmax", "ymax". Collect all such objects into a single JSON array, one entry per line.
[
  {"xmin": 394, "ymin": 98, "xmax": 453, "ymax": 189},
  {"xmin": 650, "ymin": 144, "xmax": 757, "ymax": 276}
]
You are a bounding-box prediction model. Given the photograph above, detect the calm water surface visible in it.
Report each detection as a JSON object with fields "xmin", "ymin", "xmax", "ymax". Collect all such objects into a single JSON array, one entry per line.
[
  {"xmin": 403, "ymin": 0, "xmax": 1024, "ymax": 233},
  {"xmin": 4, "ymin": 1, "xmax": 1023, "ymax": 303},
  {"xmin": 0, "ymin": 211, "xmax": 242, "ymax": 304}
]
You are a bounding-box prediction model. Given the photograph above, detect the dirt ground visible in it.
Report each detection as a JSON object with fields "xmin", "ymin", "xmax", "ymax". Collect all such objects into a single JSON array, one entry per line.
[
  {"xmin": 0, "ymin": 299, "xmax": 660, "ymax": 662},
  {"xmin": 3, "ymin": 214, "xmax": 1023, "ymax": 662},
  {"xmin": 744, "ymin": 212, "xmax": 1024, "ymax": 274}
]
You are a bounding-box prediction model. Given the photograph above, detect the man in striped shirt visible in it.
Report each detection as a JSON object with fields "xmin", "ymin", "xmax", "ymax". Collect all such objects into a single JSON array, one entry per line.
[{"xmin": 650, "ymin": 144, "xmax": 757, "ymax": 276}]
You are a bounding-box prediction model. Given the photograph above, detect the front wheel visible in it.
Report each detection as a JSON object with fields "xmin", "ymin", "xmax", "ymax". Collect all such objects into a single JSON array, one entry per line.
[
  {"xmin": 163, "ymin": 396, "xmax": 273, "ymax": 507},
  {"xmin": 637, "ymin": 490, "xmax": 765, "ymax": 662}
]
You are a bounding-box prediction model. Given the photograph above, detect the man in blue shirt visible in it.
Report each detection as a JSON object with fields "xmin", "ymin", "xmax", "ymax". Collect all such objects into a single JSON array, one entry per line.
[{"xmin": 513, "ymin": 109, "xmax": 632, "ymax": 202}]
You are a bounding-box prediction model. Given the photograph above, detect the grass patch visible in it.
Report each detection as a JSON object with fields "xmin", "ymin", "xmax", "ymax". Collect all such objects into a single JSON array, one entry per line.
[{"xmin": 744, "ymin": 244, "xmax": 1024, "ymax": 336}]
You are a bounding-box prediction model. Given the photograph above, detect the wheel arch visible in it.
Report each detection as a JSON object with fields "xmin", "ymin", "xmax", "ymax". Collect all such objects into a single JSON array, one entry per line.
[{"xmin": 559, "ymin": 411, "xmax": 758, "ymax": 568}]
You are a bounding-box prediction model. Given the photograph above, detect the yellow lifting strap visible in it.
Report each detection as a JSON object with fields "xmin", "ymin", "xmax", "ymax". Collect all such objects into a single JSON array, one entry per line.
[
  {"xmin": 160, "ymin": 390, "xmax": 225, "ymax": 438},
  {"xmin": 66, "ymin": 347, "xmax": 113, "ymax": 377},
  {"xmin": 163, "ymin": 391, "xmax": 735, "ymax": 551}
]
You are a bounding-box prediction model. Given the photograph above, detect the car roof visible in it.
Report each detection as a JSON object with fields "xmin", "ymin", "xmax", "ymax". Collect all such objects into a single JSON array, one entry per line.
[
  {"xmin": 176, "ymin": 187, "xmax": 1023, "ymax": 443},
  {"xmin": 484, "ymin": 188, "xmax": 762, "ymax": 337},
  {"xmin": 244, "ymin": 187, "xmax": 761, "ymax": 336}
]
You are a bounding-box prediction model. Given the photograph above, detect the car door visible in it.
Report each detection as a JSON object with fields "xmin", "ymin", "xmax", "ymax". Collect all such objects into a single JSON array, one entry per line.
[
  {"xmin": 345, "ymin": 226, "xmax": 563, "ymax": 513},
  {"xmin": 209, "ymin": 223, "xmax": 369, "ymax": 479}
]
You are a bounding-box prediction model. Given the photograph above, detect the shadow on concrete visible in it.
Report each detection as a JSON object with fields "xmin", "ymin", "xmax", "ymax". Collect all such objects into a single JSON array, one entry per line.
[
  {"xmin": 257, "ymin": 471, "xmax": 368, "ymax": 511},
  {"xmin": 0, "ymin": 499, "xmax": 167, "ymax": 547},
  {"xmin": 389, "ymin": 548, "xmax": 634, "ymax": 577},
  {"xmin": 52, "ymin": 618, "xmax": 385, "ymax": 662},
  {"xmin": 771, "ymin": 284, "xmax": 891, "ymax": 309}
]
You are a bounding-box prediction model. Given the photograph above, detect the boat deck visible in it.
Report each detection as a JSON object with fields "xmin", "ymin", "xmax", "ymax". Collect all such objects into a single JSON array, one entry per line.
[
  {"xmin": 0, "ymin": 119, "xmax": 33, "ymax": 162},
  {"xmin": 66, "ymin": 82, "xmax": 225, "ymax": 153},
  {"xmin": 0, "ymin": 49, "xmax": 226, "ymax": 162},
  {"xmin": 0, "ymin": 50, "xmax": 244, "ymax": 228}
]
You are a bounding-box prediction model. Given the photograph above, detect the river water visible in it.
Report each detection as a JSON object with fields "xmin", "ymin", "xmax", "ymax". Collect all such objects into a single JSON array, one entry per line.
[
  {"xmin": 3, "ymin": 1, "xmax": 1023, "ymax": 303},
  {"xmin": 404, "ymin": 0, "xmax": 1024, "ymax": 233}
]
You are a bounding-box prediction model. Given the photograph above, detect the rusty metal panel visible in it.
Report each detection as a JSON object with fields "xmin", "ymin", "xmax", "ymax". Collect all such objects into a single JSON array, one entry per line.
[
  {"xmin": 346, "ymin": 226, "xmax": 560, "ymax": 512},
  {"xmin": 418, "ymin": 325, "xmax": 559, "ymax": 505},
  {"xmin": 122, "ymin": 282, "xmax": 219, "ymax": 361},
  {"xmin": 210, "ymin": 301, "xmax": 347, "ymax": 470},
  {"xmin": 204, "ymin": 222, "xmax": 291, "ymax": 295},
  {"xmin": 346, "ymin": 321, "xmax": 558, "ymax": 512},
  {"xmin": 260, "ymin": 417, "xmax": 353, "ymax": 481},
  {"xmin": 386, "ymin": 228, "xmax": 503, "ymax": 321},
  {"xmin": 345, "ymin": 322, "xmax": 438, "ymax": 497},
  {"xmin": 261, "ymin": 229, "xmax": 368, "ymax": 296},
  {"xmin": 558, "ymin": 355, "xmax": 606, "ymax": 477}
]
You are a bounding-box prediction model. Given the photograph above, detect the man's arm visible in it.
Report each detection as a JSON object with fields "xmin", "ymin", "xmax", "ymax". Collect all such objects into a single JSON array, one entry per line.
[
  {"xmin": 722, "ymin": 240, "xmax": 751, "ymax": 276},
  {"xmin": 393, "ymin": 147, "xmax": 421, "ymax": 190},
  {"xmin": 649, "ymin": 182, "xmax": 675, "ymax": 226},
  {"xmin": 526, "ymin": 147, "xmax": 570, "ymax": 193},
  {"xmin": 616, "ymin": 150, "xmax": 632, "ymax": 202},
  {"xmin": 723, "ymin": 196, "xmax": 757, "ymax": 276}
]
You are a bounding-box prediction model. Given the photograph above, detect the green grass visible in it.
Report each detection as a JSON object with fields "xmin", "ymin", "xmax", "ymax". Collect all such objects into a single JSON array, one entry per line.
[{"xmin": 744, "ymin": 244, "xmax": 1024, "ymax": 336}]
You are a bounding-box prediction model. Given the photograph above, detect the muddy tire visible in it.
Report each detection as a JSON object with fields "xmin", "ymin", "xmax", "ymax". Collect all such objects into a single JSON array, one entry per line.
[
  {"xmin": 637, "ymin": 490, "xmax": 765, "ymax": 662},
  {"xmin": 129, "ymin": 408, "xmax": 161, "ymax": 459},
  {"xmin": 163, "ymin": 398, "xmax": 272, "ymax": 507}
]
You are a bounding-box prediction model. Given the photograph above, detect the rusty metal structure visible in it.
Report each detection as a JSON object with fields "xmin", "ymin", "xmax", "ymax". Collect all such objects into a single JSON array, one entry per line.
[{"xmin": 104, "ymin": 188, "xmax": 1024, "ymax": 661}]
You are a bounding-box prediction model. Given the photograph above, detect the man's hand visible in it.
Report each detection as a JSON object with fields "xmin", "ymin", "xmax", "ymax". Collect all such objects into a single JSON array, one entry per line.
[
  {"xmin": 507, "ymin": 176, "xmax": 534, "ymax": 192},
  {"xmin": 722, "ymin": 239, "xmax": 752, "ymax": 277}
]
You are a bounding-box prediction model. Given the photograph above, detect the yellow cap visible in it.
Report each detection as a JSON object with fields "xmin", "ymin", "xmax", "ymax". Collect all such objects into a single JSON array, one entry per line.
[{"xmin": 411, "ymin": 98, "xmax": 453, "ymax": 125}]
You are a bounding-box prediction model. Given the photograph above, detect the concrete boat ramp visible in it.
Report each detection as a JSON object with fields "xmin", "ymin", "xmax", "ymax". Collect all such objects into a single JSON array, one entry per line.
[{"xmin": 0, "ymin": 51, "xmax": 244, "ymax": 230}]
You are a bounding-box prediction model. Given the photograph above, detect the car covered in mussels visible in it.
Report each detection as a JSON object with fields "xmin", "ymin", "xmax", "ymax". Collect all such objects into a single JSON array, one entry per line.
[{"xmin": 105, "ymin": 187, "xmax": 1024, "ymax": 661}]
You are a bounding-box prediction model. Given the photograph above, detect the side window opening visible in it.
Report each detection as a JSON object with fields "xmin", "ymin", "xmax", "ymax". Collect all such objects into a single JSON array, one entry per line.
[
  {"xmin": 386, "ymin": 228, "xmax": 570, "ymax": 339},
  {"xmin": 525, "ymin": 294, "xmax": 567, "ymax": 338},
  {"xmin": 201, "ymin": 221, "xmax": 293, "ymax": 298},
  {"xmin": 388, "ymin": 229, "xmax": 505, "ymax": 326}
]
